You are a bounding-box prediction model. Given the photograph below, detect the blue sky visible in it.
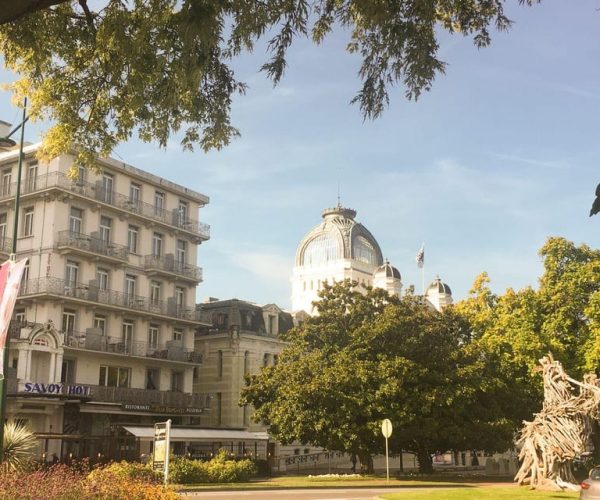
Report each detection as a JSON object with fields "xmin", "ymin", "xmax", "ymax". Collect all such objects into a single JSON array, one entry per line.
[{"xmin": 1, "ymin": 1, "xmax": 599, "ymax": 309}]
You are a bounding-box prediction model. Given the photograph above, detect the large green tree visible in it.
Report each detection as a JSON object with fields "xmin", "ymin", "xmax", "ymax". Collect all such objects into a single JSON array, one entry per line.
[
  {"xmin": 0, "ymin": 0, "xmax": 540, "ymax": 168},
  {"xmin": 241, "ymin": 281, "xmax": 515, "ymax": 473}
]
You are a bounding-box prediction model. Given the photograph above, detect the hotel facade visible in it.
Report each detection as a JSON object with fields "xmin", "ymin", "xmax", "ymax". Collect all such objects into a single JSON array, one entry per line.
[{"xmin": 0, "ymin": 139, "xmax": 211, "ymax": 460}]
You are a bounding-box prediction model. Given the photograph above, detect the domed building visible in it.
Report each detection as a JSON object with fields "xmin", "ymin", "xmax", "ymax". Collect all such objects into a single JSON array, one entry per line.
[
  {"xmin": 425, "ymin": 276, "xmax": 453, "ymax": 311},
  {"xmin": 291, "ymin": 203, "xmax": 402, "ymax": 313}
]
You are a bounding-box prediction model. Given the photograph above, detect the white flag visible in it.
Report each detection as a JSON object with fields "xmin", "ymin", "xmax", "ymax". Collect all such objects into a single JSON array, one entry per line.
[{"xmin": 416, "ymin": 243, "xmax": 424, "ymax": 269}]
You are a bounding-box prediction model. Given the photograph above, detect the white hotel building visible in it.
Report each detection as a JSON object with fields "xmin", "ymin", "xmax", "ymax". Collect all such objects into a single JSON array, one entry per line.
[{"xmin": 0, "ymin": 133, "xmax": 211, "ymax": 460}]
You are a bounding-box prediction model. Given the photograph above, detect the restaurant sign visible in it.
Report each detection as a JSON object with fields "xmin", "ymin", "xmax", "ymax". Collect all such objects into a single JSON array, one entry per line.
[{"xmin": 122, "ymin": 403, "xmax": 203, "ymax": 415}]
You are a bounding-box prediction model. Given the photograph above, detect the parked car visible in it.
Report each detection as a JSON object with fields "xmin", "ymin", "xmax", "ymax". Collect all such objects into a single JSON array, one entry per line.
[{"xmin": 581, "ymin": 466, "xmax": 600, "ymax": 499}]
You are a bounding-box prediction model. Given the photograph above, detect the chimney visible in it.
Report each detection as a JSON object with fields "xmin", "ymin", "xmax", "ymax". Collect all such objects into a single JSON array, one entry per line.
[{"xmin": 0, "ymin": 121, "xmax": 11, "ymax": 140}]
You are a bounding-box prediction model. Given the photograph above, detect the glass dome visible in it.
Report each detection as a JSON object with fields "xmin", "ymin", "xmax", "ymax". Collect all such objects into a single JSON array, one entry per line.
[
  {"xmin": 352, "ymin": 236, "xmax": 379, "ymax": 266},
  {"xmin": 302, "ymin": 233, "xmax": 341, "ymax": 266}
]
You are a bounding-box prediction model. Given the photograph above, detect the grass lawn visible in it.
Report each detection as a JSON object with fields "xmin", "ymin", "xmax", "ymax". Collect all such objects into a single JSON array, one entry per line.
[
  {"xmin": 176, "ymin": 474, "xmax": 508, "ymax": 491},
  {"xmin": 380, "ymin": 486, "xmax": 580, "ymax": 499}
]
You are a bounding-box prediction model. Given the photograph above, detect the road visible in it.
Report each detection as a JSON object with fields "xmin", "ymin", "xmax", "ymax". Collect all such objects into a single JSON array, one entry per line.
[{"xmin": 182, "ymin": 485, "xmax": 469, "ymax": 500}]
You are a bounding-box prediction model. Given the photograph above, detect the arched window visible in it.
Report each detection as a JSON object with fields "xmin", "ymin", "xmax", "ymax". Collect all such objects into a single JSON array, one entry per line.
[
  {"xmin": 353, "ymin": 236, "xmax": 378, "ymax": 265},
  {"xmin": 302, "ymin": 234, "xmax": 340, "ymax": 266},
  {"xmin": 33, "ymin": 337, "xmax": 48, "ymax": 346}
]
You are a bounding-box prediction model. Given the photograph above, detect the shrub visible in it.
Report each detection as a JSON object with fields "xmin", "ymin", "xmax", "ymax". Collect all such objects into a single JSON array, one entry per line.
[
  {"xmin": 87, "ymin": 460, "xmax": 161, "ymax": 484},
  {"xmin": 168, "ymin": 451, "xmax": 257, "ymax": 484},
  {"xmin": 168, "ymin": 457, "xmax": 208, "ymax": 484},
  {"xmin": 0, "ymin": 462, "xmax": 177, "ymax": 500},
  {"xmin": 1, "ymin": 420, "xmax": 37, "ymax": 472}
]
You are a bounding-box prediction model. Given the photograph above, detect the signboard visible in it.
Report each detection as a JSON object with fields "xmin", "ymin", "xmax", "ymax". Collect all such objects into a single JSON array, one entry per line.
[
  {"xmin": 153, "ymin": 419, "xmax": 171, "ymax": 485},
  {"xmin": 381, "ymin": 418, "xmax": 393, "ymax": 438},
  {"xmin": 122, "ymin": 403, "xmax": 202, "ymax": 414},
  {"xmin": 381, "ymin": 418, "xmax": 393, "ymax": 482},
  {"xmin": 23, "ymin": 382, "xmax": 92, "ymax": 397}
]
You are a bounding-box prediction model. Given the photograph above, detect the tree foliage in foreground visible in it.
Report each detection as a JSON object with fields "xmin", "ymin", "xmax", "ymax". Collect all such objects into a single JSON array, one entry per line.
[
  {"xmin": 0, "ymin": 0, "xmax": 539, "ymax": 167},
  {"xmin": 241, "ymin": 282, "xmax": 515, "ymax": 473}
]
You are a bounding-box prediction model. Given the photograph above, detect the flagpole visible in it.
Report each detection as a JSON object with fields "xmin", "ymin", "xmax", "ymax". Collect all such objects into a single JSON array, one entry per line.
[{"xmin": 0, "ymin": 97, "xmax": 27, "ymax": 461}]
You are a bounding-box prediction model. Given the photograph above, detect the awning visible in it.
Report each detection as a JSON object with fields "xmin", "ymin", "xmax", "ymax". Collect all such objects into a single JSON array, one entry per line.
[{"xmin": 122, "ymin": 426, "xmax": 269, "ymax": 442}]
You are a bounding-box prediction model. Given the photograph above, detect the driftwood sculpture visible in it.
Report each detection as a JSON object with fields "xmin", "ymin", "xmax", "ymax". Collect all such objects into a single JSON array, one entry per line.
[{"xmin": 515, "ymin": 354, "xmax": 600, "ymax": 491}]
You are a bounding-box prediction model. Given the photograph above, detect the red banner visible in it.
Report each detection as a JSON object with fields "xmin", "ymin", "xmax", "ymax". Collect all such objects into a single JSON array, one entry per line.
[{"xmin": 0, "ymin": 258, "xmax": 28, "ymax": 376}]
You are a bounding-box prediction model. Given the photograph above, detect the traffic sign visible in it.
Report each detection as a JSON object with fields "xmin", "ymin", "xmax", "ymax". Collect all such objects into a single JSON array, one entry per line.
[{"xmin": 381, "ymin": 418, "xmax": 393, "ymax": 438}]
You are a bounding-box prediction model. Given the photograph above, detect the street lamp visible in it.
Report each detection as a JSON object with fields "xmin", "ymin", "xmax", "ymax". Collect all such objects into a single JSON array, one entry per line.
[{"xmin": 0, "ymin": 97, "xmax": 28, "ymax": 461}]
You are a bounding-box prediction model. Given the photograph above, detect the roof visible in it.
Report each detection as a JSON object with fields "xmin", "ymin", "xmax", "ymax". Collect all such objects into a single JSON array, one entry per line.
[
  {"xmin": 373, "ymin": 260, "xmax": 401, "ymax": 280},
  {"xmin": 122, "ymin": 426, "xmax": 269, "ymax": 442},
  {"xmin": 426, "ymin": 276, "xmax": 452, "ymax": 295},
  {"xmin": 295, "ymin": 203, "xmax": 384, "ymax": 268}
]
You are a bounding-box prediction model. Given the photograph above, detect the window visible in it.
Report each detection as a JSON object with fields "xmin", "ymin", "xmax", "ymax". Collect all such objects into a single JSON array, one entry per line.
[
  {"xmin": 76, "ymin": 165, "xmax": 86, "ymax": 185},
  {"xmin": 244, "ymin": 351, "xmax": 250, "ymax": 375},
  {"xmin": 99, "ymin": 366, "xmax": 130, "ymax": 387},
  {"xmin": 122, "ymin": 321, "xmax": 134, "ymax": 352},
  {"xmin": 148, "ymin": 325, "xmax": 159, "ymax": 349},
  {"xmin": 218, "ymin": 350, "xmax": 223, "ymax": 378},
  {"xmin": 96, "ymin": 268, "xmax": 109, "ymax": 290},
  {"xmin": 175, "ymin": 287, "xmax": 185, "ymax": 310},
  {"xmin": 125, "ymin": 274, "xmax": 136, "ymax": 299},
  {"xmin": 61, "ymin": 359, "xmax": 75, "ymax": 384},
  {"xmin": 150, "ymin": 281, "xmax": 161, "ymax": 305},
  {"xmin": 146, "ymin": 368, "xmax": 159, "ymax": 390},
  {"xmin": 263, "ymin": 353, "xmax": 270, "ymax": 367},
  {"xmin": 216, "ymin": 392, "xmax": 222, "ymax": 425},
  {"xmin": 1, "ymin": 169, "xmax": 11, "ymax": 196},
  {"xmin": 69, "ymin": 207, "xmax": 83, "ymax": 234},
  {"xmin": 178, "ymin": 200, "xmax": 188, "ymax": 226},
  {"xmin": 176, "ymin": 239, "xmax": 187, "ymax": 264},
  {"xmin": 268, "ymin": 315, "xmax": 276, "ymax": 335},
  {"xmin": 152, "ymin": 233, "xmax": 163, "ymax": 258},
  {"xmin": 22, "ymin": 207, "xmax": 33, "ymax": 236},
  {"xmin": 21, "ymin": 261, "xmax": 29, "ymax": 283},
  {"xmin": 0, "ymin": 213, "xmax": 6, "ymax": 241},
  {"xmin": 173, "ymin": 328, "xmax": 183, "ymax": 342},
  {"xmin": 93, "ymin": 315, "xmax": 106, "ymax": 336},
  {"xmin": 127, "ymin": 225, "xmax": 138, "ymax": 253},
  {"xmin": 101, "ymin": 172, "xmax": 113, "ymax": 204},
  {"xmin": 99, "ymin": 216, "xmax": 111, "ymax": 243},
  {"xmin": 14, "ymin": 309, "xmax": 25, "ymax": 325},
  {"xmin": 129, "ymin": 182, "xmax": 141, "ymax": 210},
  {"xmin": 26, "ymin": 163, "xmax": 38, "ymax": 192},
  {"xmin": 65, "ymin": 261, "xmax": 79, "ymax": 288},
  {"xmin": 62, "ymin": 309, "xmax": 76, "ymax": 335},
  {"xmin": 154, "ymin": 191, "xmax": 164, "ymax": 217},
  {"xmin": 273, "ymin": 354, "xmax": 279, "ymax": 365},
  {"xmin": 171, "ymin": 371, "xmax": 184, "ymax": 392}
]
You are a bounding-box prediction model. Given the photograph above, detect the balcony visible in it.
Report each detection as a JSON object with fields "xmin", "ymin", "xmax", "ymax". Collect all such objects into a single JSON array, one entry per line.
[
  {"xmin": 64, "ymin": 330, "xmax": 202, "ymax": 364},
  {"xmin": 144, "ymin": 255, "xmax": 203, "ymax": 283},
  {"xmin": 90, "ymin": 385, "xmax": 209, "ymax": 409},
  {"xmin": 19, "ymin": 277, "xmax": 203, "ymax": 325},
  {"xmin": 0, "ymin": 236, "xmax": 12, "ymax": 255},
  {"xmin": 56, "ymin": 230, "xmax": 128, "ymax": 263},
  {"xmin": 0, "ymin": 172, "xmax": 210, "ymax": 240}
]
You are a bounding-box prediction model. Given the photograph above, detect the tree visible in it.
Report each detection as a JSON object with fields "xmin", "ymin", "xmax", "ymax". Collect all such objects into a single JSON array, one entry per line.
[
  {"xmin": 241, "ymin": 281, "xmax": 516, "ymax": 473},
  {"xmin": 0, "ymin": 0, "xmax": 540, "ymax": 168}
]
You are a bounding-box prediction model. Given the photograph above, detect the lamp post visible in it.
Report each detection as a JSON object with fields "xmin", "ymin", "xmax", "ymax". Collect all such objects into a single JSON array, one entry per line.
[{"xmin": 0, "ymin": 98, "xmax": 28, "ymax": 461}]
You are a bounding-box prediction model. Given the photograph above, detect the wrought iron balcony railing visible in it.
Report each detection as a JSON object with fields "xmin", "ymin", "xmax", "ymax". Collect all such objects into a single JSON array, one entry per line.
[
  {"xmin": 0, "ymin": 236, "xmax": 12, "ymax": 254},
  {"xmin": 0, "ymin": 172, "xmax": 210, "ymax": 239},
  {"xmin": 19, "ymin": 277, "xmax": 202, "ymax": 323},
  {"xmin": 64, "ymin": 330, "xmax": 202, "ymax": 364},
  {"xmin": 90, "ymin": 385, "xmax": 209, "ymax": 409},
  {"xmin": 57, "ymin": 230, "xmax": 128, "ymax": 261},
  {"xmin": 144, "ymin": 255, "xmax": 203, "ymax": 282}
]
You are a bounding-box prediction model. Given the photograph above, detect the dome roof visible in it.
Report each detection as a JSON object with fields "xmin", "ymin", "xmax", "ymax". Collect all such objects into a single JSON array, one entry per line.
[
  {"xmin": 426, "ymin": 276, "xmax": 452, "ymax": 295},
  {"xmin": 295, "ymin": 203, "xmax": 384, "ymax": 268},
  {"xmin": 373, "ymin": 260, "xmax": 401, "ymax": 280}
]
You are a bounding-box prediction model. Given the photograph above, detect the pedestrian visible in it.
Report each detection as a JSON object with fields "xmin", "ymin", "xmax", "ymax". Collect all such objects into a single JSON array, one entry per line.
[{"xmin": 351, "ymin": 453, "xmax": 357, "ymax": 473}]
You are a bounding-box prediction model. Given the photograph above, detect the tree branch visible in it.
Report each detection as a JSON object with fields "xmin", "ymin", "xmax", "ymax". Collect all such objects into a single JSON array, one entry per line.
[{"xmin": 0, "ymin": 0, "xmax": 71, "ymax": 26}]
